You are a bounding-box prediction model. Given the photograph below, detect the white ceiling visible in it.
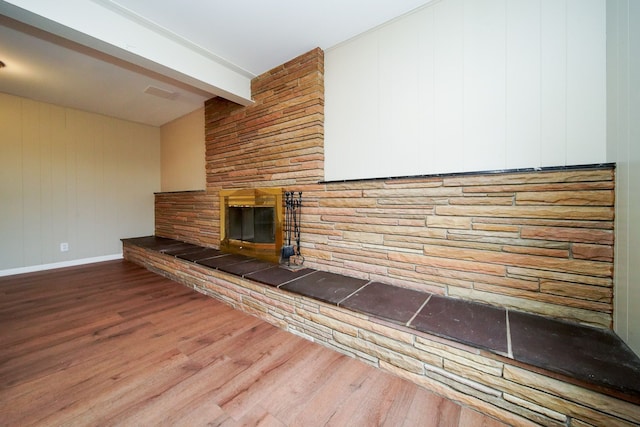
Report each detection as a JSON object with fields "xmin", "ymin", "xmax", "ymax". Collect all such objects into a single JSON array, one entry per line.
[{"xmin": 0, "ymin": 0, "xmax": 433, "ymax": 127}]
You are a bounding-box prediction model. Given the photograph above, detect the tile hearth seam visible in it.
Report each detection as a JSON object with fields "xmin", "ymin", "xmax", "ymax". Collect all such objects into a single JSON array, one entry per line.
[
  {"xmin": 406, "ymin": 294, "xmax": 432, "ymax": 327},
  {"xmin": 506, "ymin": 309, "xmax": 513, "ymax": 359},
  {"xmin": 275, "ymin": 269, "xmax": 318, "ymax": 288},
  {"xmin": 240, "ymin": 264, "xmax": 279, "ymax": 278},
  {"xmin": 336, "ymin": 281, "xmax": 374, "ymax": 306}
]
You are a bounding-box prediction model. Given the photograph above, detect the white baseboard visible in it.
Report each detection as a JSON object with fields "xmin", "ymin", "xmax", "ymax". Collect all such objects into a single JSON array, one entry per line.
[{"xmin": 0, "ymin": 253, "xmax": 124, "ymax": 277}]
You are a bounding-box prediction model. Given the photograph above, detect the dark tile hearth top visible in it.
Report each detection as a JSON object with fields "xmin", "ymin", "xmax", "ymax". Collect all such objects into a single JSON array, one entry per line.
[
  {"xmin": 280, "ymin": 271, "xmax": 369, "ymax": 305},
  {"xmin": 122, "ymin": 236, "xmax": 640, "ymax": 401},
  {"xmin": 339, "ymin": 281, "xmax": 429, "ymax": 326},
  {"xmin": 245, "ymin": 266, "xmax": 315, "ymax": 287},
  {"xmin": 509, "ymin": 311, "xmax": 640, "ymax": 396},
  {"xmin": 195, "ymin": 254, "xmax": 253, "ymax": 269},
  {"xmin": 176, "ymin": 248, "xmax": 224, "ymax": 262},
  {"xmin": 160, "ymin": 243, "xmax": 206, "ymax": 256},
  {"xmin": 410, "ymin": 295, "xmax": 508, "ymax": 355},
  {"xmin": 219, "ymin": 259, "xmax": 277, "ymax": 277}
]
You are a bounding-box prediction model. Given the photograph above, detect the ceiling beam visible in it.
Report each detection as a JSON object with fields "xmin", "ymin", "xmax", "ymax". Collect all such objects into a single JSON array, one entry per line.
[{"xmin": 0, "ymin": 0, "xmax": 255, "ymax": 105}]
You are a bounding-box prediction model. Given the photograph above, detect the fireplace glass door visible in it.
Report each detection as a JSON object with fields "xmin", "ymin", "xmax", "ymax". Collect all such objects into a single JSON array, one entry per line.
[
  {"xmin": 227, "ymin": 206, "xmax": 275, "ymax": 244},
  {"xmin": 220, "ymin": 188, "xmax": 283, "ymax": 262}
]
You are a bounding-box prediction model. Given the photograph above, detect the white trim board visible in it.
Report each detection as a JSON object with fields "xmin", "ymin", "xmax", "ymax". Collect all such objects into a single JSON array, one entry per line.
[{"xmin": 0, "ymin": 253, "xmax": 123, "ymax": 277}]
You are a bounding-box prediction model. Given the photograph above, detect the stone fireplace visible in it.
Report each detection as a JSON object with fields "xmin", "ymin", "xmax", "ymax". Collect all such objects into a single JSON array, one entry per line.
[
  {"xmin": 155, "ymin": 47, "xmax": 616, "ymax": 329},
  {"xmin": 219, "ymin": 188, "xmax": 283, "ymax": 263},
  {"xmin": 146, "ymin": 48, "xmax": 639, "ymax": 426}
]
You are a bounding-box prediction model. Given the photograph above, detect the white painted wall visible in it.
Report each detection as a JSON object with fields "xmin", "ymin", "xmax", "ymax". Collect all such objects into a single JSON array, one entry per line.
[
  {"xmin": 0, "ymin": 93, "xmax": 160, "ymax": 273},
  {"xmin": 607, "ymin": 0, "xmax": 640, "ymax": 355},
  {"xmin": 325, "ymin": 0, "xmax": 607, "ymax": 181}
]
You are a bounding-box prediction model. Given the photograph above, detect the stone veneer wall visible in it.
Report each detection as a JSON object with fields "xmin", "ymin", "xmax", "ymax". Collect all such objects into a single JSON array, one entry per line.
[
  {"xmin": 123, "ymin": 244, "xmax": 640, "ymax": 427},
  {"xmin": 155, "ymin": 48, "xmax": 615, "ymax": 328},
  {"xmin": 308, "ymin": 169, "xmax": 615, "ymax": 328},
  {"xmin": 155, "ymin": 190, "xmax": 217, "ymax": 247},
  {"xmin": 205, "ymin": 47, "xmax": 325, "ymax": 189}
]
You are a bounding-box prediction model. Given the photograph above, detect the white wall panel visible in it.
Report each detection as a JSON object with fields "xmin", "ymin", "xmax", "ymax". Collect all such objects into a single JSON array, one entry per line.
[
  {"xmin": 416, "ymin": 7, "xmax": 436, "ymax": 175},
  {"xmin": 463, "ymin": 0, "xmax": 506, "ymax": 171},
  {"xmin": 608, "ymin": 0, "xmax": 640, "ymax": 356},
  {"xmin": 506, "ymin": 0, "xmax": 541, "ymax": 168},
  {"xmin": 432, "ymin": 0, "xmax": 464, "ymax": 174},
  {"xmin": 325, "ymin": 33, "xmax": 379, "ymax": 181},
  {"xmin": 379, "ymin": 14, "xmax": 421, "ymax": 177},
  {"xmin": 540, "ymin": 0, "xmax": 568, "ymax": 167},
  {"xmin": 566, "ymin": 0, "xmax": 607, "ymax": 165},
  {"xmin": 325, "ymin": 0, "xmax": 607, "ymax": 181},
  {"xmin": 628, "ymin": 0, "xmax": 640, "ymax": 354}
]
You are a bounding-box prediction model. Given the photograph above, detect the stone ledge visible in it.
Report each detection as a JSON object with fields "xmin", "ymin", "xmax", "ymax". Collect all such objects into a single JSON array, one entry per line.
[{"xmin": 122, "ymin": 236, "xmax": 640, "ymax": 427}]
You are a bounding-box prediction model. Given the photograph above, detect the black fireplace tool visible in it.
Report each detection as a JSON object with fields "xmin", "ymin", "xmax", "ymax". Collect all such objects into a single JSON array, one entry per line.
[{"xmin": 281, "ymin": 191, "xmax": 303, "ymax": 267}]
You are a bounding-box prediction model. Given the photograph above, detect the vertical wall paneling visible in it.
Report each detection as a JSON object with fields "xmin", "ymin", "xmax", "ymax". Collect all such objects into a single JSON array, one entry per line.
[
  {"xmin": 75, "ymin": 110, "xmax": 98, "ymax": 259},
  {"xmin": 462, "ymin": 0, "xmax": 507, "ymax": 171},
  {"xmin": 324, "ymin": 0, "xmax": 607, "ymax": 181},
  {"xmin": 64, "ymin": 109, "xmax": 79, "ymax": 262},
  {"xmin": 606, "ymin": 0, "xmax": 619, "ymax": 164},
  {"xmin": 0, "ymin": 94, "xmax": 24, "ymax": 267},
  {"xmin": 0, "ymin": 93, "xmax": 160, "ymax": 271},
  {"xmin": 416, "ymin": 7, "xmax": 436, "ymax": 176},
  {"xmin": 566, "ymin": 0, "xmax": 607, "ymax": 165},
  {"xmin": 100, "ymin": 121, "xmax": 120, "ymax": 255},
  {"xmin": 607, "ymin": 1, "xmax": 631, "ymax": 340},
  {"xmin": 92, "ymin": 119, "xmax": 107, "ymax": 256},
  {"xmin": 50, "ymin": 104, "xmax": 68, "ymax": 263},
  {"xmin": 38, "ymin": 103, "xmax": 53, "ymax": 263},
  {"xmin": 608, "ymin": 0, "xmax": 640, "ymax": 355},
  {"xmin": 540, "ymin": 0, "xmax": 568, "ymax": 166},
  {"xmin": 506, "ymin": 0, "xmax": 541, "ymax": 168},
  {"xmin": 22, "ymin": 100, "xmax": 43, "ymax": 266},
  {"xmin": 379, "ymin": 14, "xmax": 421, "ymax": 178},
  {"xmin": 628, "ymin": 0, "xmax": 640, "ymax": 354},
  {"xmin": 433, "ymin": 0, "xmax": 464, "ymax": 174},
  {"xmin": 324, "ymin": 35, "xmax": 378, "ymax": 181},
  {"xmin": 609, "ymin": 0, "xmax": 629, "ymax": 342}
]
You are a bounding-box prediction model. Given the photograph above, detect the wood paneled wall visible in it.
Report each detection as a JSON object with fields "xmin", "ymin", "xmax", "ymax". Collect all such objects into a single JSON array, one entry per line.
[{"xmin": 0, "ymin": 93, "xmax": 159, "ymax": 271}]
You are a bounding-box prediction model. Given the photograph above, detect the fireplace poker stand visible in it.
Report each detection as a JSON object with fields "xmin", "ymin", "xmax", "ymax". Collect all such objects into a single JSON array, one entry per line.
[{"xmin": 281, "ymin": 191, "xmax": 304, "ymax": 269}]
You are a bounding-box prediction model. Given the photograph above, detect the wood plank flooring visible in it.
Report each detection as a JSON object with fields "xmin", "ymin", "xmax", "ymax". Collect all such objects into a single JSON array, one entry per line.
[{"xmin": 0, "ymin": 260, "xmax": 507, "ymax": 426}]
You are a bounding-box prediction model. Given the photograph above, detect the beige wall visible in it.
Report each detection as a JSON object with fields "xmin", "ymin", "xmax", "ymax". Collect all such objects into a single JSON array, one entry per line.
[
  {"xmin": 160, "ymin": 107, "xmax": 205, "ymax": 192},
  {"xmin": 0, "ymin": 93, "xmax": 160, "ymax": 272},
  {"xmin": 608, "ymin": 0, "xmax": 640, "ymax": 355}
]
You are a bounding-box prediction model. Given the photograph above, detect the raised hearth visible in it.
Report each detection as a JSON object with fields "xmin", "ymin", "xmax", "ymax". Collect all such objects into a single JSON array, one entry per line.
[{"xmin": 122, "ymin": 236, "xmax": 640, "ymax": 403}]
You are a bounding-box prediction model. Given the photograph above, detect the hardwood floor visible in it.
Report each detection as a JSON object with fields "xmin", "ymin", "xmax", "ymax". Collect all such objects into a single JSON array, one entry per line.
[{"xmin": 0, "ymin": 260, "xmax": 507, "ymax": 426}]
